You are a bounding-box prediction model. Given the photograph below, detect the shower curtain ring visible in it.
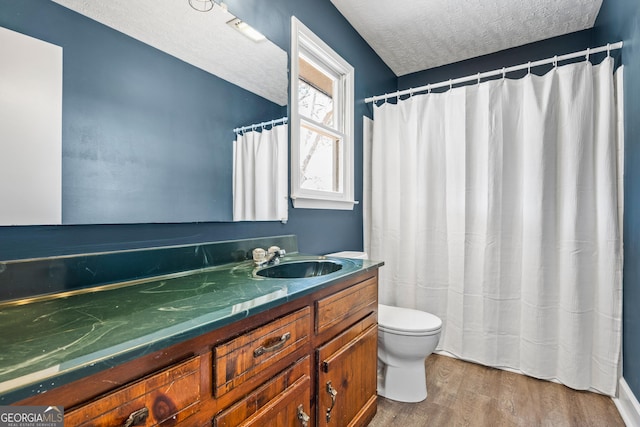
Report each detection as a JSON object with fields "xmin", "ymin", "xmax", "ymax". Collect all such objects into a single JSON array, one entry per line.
[
  {"xmin": 477, "ymin": 72, "xmax": 481, "ymax": 85},
  {"xmin": 427, "ymin": 84, "xmax": 431, "ymax": 94},
  {"xmin": 553, "ymin": 55, "xmax": 558, "ymax": 68},
  {"xmin": 449, "ymin": 79, "xmax": 452, "ymax": 90},
  {"xmin": 527, "ymin": 62, "xmax": 531, "ymax": 74},
  {"xmin": 586, "ymin": 47, "xmax": 590, "ymax": 62},
  {"xmin": 607, "ymin": 43, "xmax": 611, "ymax": 57},
  {"xmin": 502, "ymin": 67, "xmax": 506, "ymax": 79}
]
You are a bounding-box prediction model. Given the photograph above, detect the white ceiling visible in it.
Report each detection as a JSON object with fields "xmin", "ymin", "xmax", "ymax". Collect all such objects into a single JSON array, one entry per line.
[
  {"xmin": 330, "ymin": 0, "xmax": 604, "ymax": 76},
  {"xmin": 51, "ymin": 0, "xmax": 604, "ymax": 99},
  {"xmin": 52, "ymin": 0, "xmax": 288, "ymax": 106}
]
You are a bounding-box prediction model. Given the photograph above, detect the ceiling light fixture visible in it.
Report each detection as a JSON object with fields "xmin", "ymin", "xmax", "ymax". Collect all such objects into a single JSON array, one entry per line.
[
  {"xmin": 227, "ymin": 18, "xmax": 266, "ymax": 42},
  {"xmin": 188, "ymin": 0, "xmax": 228, "ymax": 13},
  {"xmin": 188, "ymin": 0, "xmax": 214, "ymax": 12}
]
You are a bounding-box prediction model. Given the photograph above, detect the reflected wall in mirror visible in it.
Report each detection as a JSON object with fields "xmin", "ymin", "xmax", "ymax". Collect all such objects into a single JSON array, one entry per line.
[
  {"xmin": 0, "ymin": 0, "xmax": 287, "ymax": 225},
  {"xmin": 52, "ymin": 0, "xmax": 287, "ymax": 106}
]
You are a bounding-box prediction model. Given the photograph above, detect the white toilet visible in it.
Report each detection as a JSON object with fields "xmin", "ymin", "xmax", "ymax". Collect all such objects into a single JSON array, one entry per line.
[
  {"xmin": 377, "ymin": 303, "xmax": 442, "ymax": 402},
  {"xmin": 325, "ymin": 251, "xmax": 443, "ymax": 403}
]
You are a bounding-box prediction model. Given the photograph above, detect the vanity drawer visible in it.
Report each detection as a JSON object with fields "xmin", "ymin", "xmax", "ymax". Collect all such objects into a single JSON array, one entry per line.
[
  {"xmin": 65, "ymin": 356, "xmax": 201, "ymax": 426},
  {"xmin": 315, "ymin": 276, "xmax": 377, "ymax": 335},
  {"xmin": 213, "ymin": 356, "xmax": 311, "ymax": 427},
  {"xmin": 213, "ymin": 307, "xmax": 310, "ymax": 398}
]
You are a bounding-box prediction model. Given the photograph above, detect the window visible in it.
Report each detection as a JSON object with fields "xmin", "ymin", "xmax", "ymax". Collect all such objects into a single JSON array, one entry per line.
[{"xmin": 290, "ymin": 17, "xmax": 355, "ymax": 210}]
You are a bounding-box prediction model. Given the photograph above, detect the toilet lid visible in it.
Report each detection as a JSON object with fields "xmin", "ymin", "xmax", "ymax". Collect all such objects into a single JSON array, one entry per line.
[{"xmin": 378, "ymin": 304, "xmax": 442, "ymax": 333}]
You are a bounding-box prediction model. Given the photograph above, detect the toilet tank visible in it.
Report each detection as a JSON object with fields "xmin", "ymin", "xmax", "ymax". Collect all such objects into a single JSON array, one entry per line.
[{"xmin": 325, "ymin": 251, "xmax": 368, "ymax": 260}]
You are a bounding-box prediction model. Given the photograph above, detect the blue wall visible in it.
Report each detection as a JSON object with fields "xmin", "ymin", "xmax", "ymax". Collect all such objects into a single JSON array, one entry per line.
[
  {"xmin": 396, "ymin": 29, "xmax": 598, "ymax": 90},
  {"xmin": 0, "ymin": 0, "xmax": 396, "ymax": 260},
  {"xmin": 593, "ymin": 0, "xmax": 640, "ymax": 401}
]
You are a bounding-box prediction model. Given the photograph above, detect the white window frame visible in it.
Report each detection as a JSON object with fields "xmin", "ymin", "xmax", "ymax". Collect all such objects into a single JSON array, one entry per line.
[{"xmin": 290, "ymin": 17, "xmax": 356, "ymax": 210}]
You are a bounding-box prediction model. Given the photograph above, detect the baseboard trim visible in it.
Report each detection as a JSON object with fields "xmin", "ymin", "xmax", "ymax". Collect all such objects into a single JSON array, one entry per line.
[{"xmin": 614, "ymin": 377, "xmax": 640, "ymax": 427}]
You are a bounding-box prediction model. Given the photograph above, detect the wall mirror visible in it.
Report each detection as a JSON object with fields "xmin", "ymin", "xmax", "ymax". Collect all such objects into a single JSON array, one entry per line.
[{"xmin": 0, "ymin": 0, "xmax": 287, "ymax": 225}]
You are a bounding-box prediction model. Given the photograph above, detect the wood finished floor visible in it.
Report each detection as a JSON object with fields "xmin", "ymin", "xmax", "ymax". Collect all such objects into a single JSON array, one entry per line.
[{"xmin": 367, "ymin": 354, "xmax": 625, "ymax": 427}]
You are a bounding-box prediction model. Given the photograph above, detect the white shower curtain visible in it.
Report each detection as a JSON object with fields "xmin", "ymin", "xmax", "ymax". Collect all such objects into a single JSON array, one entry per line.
[
  {"xmin": 233, "ymin": 124, "xmax": 288, "ymax": 222},
  {"xmin": 367, "ymin": 57, "xmax": 623, "ymax": 395}
]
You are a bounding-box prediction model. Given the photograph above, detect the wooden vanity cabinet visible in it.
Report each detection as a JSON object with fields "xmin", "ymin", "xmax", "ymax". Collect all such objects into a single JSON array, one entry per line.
[
  {"xmin": 317, "ymin": 317, "xmax": 377, "ymax": 427},
  {"xmin": 213, "ymin": 356, "xmax": 311, "ymax": 427},
  {"xmin": 16, "ymin": 269, "xmax": 378, "ymax": 427},
  {"xmin": 314, "ymin": 276, "xmax": 378, "ymax": 427},
  {"xmin": 212, "ymin": 307, "xmax": 312, "ymax": 427},
  {"xmin": 64, "ymin": 356, "xmax": 202, "ymax": 426}
]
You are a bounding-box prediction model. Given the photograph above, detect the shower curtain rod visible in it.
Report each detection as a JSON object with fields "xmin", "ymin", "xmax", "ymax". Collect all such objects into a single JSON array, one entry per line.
[
  {"xmin": 365, "ymin": 41, "xmax": 623, "ymax": 104},
  {"xmin": 233, "ymin": 116, "xmax": 288, "ymax": 134}
]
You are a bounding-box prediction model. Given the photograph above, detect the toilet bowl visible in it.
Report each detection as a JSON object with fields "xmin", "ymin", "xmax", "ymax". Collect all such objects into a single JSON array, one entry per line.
[
  {"xmin": 377, "ymin": 304, "xmax": 441, "ymax": 402},
  {"xmin": 325, "ymin": 251, "xmax": 443, "ymax": 403}
]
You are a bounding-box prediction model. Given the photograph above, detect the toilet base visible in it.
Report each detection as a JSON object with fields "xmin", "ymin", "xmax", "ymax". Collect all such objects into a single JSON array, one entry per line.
[{"xmin": 377, "ymin": 360, "xmax": 427, "ymax": 403}]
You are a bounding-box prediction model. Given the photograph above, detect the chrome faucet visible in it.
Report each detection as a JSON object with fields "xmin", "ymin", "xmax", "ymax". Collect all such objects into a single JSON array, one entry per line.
[{"xmin": 253, "ymin": 246, "xmax": 286, "ymax": 266}]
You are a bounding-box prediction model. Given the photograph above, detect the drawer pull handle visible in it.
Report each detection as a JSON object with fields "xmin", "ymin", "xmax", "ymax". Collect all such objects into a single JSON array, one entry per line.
[
  {"xmin": 123, "ymin": 407, "xmax": 148, "ymax": 427},
  {"xmin": 325, "ymin": 380, "xmax": 338, "ymax": 423},
  {"xmin": 253, "ymin": 331, "xmax": 291, "ymax": 357},
  {"xmin": 297, "ymin": 404, "xmax": 310, "ymax": 427}
]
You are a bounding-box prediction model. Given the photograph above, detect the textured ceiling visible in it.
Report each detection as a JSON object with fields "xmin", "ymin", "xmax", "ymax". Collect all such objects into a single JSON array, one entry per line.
[
  {"xmin": 52, "ymin": 0, "xmax": 288, "ymax": 106},
  {"xmin": 330, "ymin": 0, "xmax": 603, "ymax": 76}
]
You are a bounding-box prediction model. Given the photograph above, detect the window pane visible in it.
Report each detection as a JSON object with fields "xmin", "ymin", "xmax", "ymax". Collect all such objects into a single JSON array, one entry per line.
[
  {"xmin": 298, "ymin": 80, "xmax": 334, "ymax": 126},
  {"xmin": 299, "ymin": 125, "xmax": 342, "ymax": 193},
  {"xmin": 298, "ymin": 57, "xmax": 335, "ymax": 127}
]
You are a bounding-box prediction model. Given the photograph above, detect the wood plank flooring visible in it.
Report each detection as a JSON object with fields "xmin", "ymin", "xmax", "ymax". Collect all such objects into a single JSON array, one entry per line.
[{"xmin": 367, "ymin": 354, "xmax": 625, "ymax": 427}]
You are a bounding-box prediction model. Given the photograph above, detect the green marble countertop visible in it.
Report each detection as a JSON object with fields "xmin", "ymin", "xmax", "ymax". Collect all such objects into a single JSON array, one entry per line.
[{"xmin": 0, "ymin": 255, "xmax": 382, "ymax": 404}]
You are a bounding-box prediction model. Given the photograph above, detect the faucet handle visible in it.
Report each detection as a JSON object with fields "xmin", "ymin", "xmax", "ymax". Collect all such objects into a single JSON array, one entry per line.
[
  {"xmin": 268, "ymin": 246, "xmax": 286, "ymax": 257},
  {"xmin": 252, "ymin": 248, "xmax": 266, "ymax": 265}
]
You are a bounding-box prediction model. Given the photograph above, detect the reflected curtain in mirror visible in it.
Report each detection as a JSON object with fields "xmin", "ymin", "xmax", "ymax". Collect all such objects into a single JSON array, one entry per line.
[{"xmin": 233, "ymin": 123, "xmax": 288, "ymax": 222}]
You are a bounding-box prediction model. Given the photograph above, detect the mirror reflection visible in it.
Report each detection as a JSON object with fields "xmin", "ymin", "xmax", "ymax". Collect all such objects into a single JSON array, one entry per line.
[
  {"xmin": 52, "ymin": 0, "xmax": 287, "ymax": 106},
  {"xmin": 1, "ymin": 0, "xmax": 288, "ymax": 225}
]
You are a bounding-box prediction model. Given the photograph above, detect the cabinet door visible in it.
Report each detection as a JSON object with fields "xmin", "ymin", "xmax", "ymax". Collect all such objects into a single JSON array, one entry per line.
[{"xmin": 316, "ymin": 315, "xmax": 377, "ymax": 427}]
